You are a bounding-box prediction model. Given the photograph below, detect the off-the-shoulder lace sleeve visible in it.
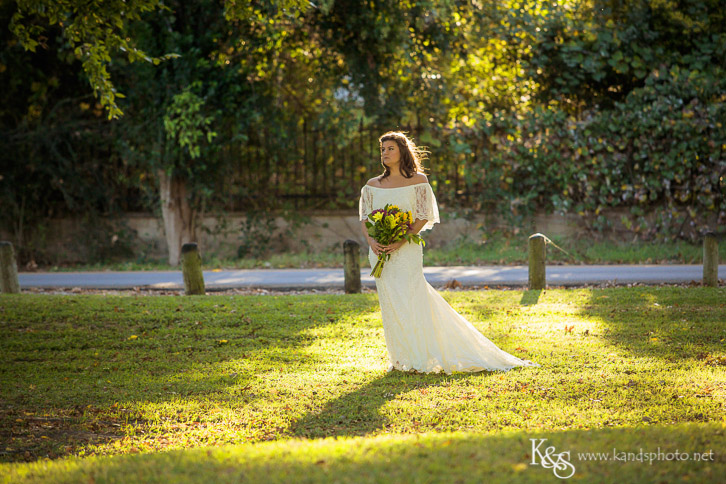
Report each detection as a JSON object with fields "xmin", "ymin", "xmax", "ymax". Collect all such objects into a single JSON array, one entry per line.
[
  {"xmin": 413, "ymin": 183, "xmax": 440, "ymax": 232},
  {"xmin": 359, "ymin": 185, "xmax": 373, "ymax": 221}
]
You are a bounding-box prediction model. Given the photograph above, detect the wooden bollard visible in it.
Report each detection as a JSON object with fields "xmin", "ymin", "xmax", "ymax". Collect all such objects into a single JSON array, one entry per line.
[
  {"xmin": 528, "ymin": 233, "xmax": 546, "ymax": 290},
  {"xmin": 343, "ymin": 240, "xmax": 361, "ymax": 294},
  {"xmin": 703, "ymin": 232, "xmax": 718, "ymax": 287},
  {"xmin": 0, "ymin": 241, "xmax": 20, "ymax": 293},
  {"xmin": 181, "ymin": 243, "xmax": 205, "ymax": 295}
]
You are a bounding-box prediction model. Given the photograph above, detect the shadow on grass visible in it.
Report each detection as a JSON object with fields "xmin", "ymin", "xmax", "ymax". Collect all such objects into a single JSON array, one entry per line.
[
  {"xmin": 520, "ymin": 290, "xmax": 542, "ymax": 306},
  {"xmin": 0, "ymin": 293, "xmax": 383, "ymax": 462},
  {"xmin": 4, "ymin": 422, "xmax": 724, "ymax": 483},
  {"xmin": 288, "ymin": 371, "xmax": 492, "ymax": 440},
  {"xmin": 580, "ymin": 287, "xmax": 726, "ymax": 361}
]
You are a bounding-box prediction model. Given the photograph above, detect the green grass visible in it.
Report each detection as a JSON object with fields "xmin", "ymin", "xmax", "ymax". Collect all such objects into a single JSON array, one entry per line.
[
  {"xmin": 1, "ymin": 287, "xmax": 726, "ymax": 482},
  {"xmin": 4, "ymin": 425, "xmax": 724, "ymax": 484},
  {"xmin": 44, "ymin": 230, "xmax": 726, "ymax": 271}
]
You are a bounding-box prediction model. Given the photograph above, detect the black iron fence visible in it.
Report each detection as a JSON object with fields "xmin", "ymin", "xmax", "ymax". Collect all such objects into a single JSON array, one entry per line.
[{"xmin": 225, "ymin": 120, "xmax": 472, "ymax": 212}]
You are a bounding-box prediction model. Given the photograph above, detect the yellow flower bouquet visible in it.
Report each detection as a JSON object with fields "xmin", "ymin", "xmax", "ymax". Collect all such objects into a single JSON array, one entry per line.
[{"xmin": 365, "ymin": 204, "xmax": 425, "ymax": 278}]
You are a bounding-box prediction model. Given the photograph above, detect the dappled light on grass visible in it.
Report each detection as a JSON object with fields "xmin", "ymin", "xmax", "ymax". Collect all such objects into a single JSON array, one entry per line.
[
  {"xmin": 581, "ymin": 287, "xmax": 726, "ymax": 361},
  {"xmin": 1, "ymin": 287, "xmax": 724, "ymax": 475},
  {"xmin": 4, "ymin": 424, "xmax": 724, "ymax": 483}
]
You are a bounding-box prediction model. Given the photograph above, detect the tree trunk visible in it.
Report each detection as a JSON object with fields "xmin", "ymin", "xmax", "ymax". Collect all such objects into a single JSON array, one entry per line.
[
  {"xmin": 158, "ymin": 170, "xmax": 195, "ymax": 266},
  {"xmin": 181, "ymin": 242, "xmax": 205, "ymax": 295},
  {"xmin": 0, "ymin": 241, "xmax": 20, "ymax": 293},
  {"xmin": 528, "ymin": 233, "xmax": 546, "ymax": 290},
  {"xmin": 703, "ymin": 232, "xmax": 718, "ymax": 287},
  {"xmin": 343, "ymin": 239, "xmax": 361, "ymax": 294}
]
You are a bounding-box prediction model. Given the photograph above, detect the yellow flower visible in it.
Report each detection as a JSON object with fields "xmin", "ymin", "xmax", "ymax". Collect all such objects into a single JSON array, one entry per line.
[
  {"xmin": 372, "ymin": 212, "xmax": 383, "ymax": 222},
  {"xmin": 386, "ymin": 215, "xmax": 396, "ymax": 229}
]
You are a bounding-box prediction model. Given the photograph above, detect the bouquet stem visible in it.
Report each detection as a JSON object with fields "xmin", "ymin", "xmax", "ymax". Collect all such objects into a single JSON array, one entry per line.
[{"xmin": 370, "ymin": 253, "xmax": 388, "ymax": 278}]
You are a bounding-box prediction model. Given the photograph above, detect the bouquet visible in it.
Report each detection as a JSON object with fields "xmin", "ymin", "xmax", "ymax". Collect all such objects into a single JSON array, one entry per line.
[{"xmin": 366, "ymin": 203, "xmax": 425, "ymax": 278}]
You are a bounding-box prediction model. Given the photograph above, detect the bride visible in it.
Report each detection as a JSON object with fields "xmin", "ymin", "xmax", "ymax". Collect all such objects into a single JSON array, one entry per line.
[{"xmin": 359, "ymin": 131, "xmax": 539, "ymax": 374}]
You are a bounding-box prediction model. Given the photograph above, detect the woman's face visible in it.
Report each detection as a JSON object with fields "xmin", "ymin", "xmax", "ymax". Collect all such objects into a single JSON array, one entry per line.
[{"xmin": 380, "ymin": 140, "xmax": 401, "ymax": 168}]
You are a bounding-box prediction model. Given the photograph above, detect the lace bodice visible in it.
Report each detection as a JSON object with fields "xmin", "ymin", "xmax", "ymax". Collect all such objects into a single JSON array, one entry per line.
[{"xmin": 359, "ymin": 183, "xmax": 440, "ymax": 232}]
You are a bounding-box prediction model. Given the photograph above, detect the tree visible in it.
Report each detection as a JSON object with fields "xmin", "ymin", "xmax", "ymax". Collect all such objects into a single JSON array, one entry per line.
[
  {"xmin": 10, "ymin": 0, "xmax": 177, "ymax": 119},
  {"xmin": 115, "ymin": 0, "xmax": 315, "ymax": 264},
  {"xmin": 9, "ymin": 0, "xmax": 316, "ymax": 265}
]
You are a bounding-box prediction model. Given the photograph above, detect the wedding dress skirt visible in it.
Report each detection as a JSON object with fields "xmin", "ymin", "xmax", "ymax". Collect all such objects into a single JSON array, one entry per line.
[{"xmin": 360, "ymin": 183, "xmax": 539, "ymax": 374}]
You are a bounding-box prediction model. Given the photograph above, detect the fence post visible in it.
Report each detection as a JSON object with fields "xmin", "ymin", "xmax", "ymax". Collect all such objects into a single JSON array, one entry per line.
[
  {"xmin": 528, "ymin": 233, "xmax": 546, "ymax": 291},
  {"xmin": 343, "ymin": 240, "xmax": 361, "ymax": 294},
  {"xmin": 0, "ymin": 241, "xmax": 20, "ymax": 294},
  {"xmin": 703, "ymin": 232, "xmax": 718, "ymax": 287},
  {"xmin": 181, "ymin": 243, "xmax": 205, "ymax": 295}
]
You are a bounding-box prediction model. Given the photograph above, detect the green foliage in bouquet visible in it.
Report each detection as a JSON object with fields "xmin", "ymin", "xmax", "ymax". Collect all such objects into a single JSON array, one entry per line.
[{"xmin": 365, "ymin": 203, "xmax": 425, "ymax": 278}]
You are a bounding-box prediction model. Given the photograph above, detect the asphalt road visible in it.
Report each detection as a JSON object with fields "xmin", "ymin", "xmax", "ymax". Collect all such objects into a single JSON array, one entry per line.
[{"xmin": 17, "ymin": 264, "xmax": 726, "ymax": 291}]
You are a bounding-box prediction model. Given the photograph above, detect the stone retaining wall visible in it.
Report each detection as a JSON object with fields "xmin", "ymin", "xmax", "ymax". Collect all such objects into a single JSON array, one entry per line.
[{"xmin": 0, "ymin": 209, "xmax": 631, "ymax": 264}]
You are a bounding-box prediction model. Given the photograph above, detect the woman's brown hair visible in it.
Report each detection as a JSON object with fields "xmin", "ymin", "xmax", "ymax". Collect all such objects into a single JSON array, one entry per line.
[{"xmin": 377, "ymin": 131, "xmax": 429, "ymax": 181}]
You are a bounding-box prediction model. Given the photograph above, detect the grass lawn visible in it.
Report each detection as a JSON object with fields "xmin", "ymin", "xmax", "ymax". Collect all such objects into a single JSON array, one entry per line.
[
  {"xmin": 1, "ymin": 287, "xmax": 725, "ymax": 482},
  {"xmin": 43, "ymin": 230, "xmax": 726, "ymax": 271}
]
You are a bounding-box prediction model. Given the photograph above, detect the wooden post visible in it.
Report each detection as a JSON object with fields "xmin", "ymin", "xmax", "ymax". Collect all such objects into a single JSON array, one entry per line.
[
  {"xmin": 181, "ymin": 243, "xmax": 205, "ymax": 295},
  {"xmin": 343, "ymin": 239, "xmax": 361, "ymax": 294},
  {"xmin": 0, "ymin": 241, "xmax": 20, "ymax": 294},
  {"xmin": 528, "ymin": 233, "xmax": 546, "ymax": 291},
  {"xmin": 703, "ymin": 232, "xmax": 718, "ymax": 287}
]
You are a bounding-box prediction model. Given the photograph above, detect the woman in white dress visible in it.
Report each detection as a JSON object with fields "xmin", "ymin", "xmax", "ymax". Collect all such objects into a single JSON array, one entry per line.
[{"xmin": 359, "ymin": 131, "xmax": 539, "ymax": 374}]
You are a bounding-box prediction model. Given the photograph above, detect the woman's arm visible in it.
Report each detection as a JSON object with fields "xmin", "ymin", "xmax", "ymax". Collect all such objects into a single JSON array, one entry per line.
[
  {"xmin": 361, "ymin": 219, "xmax": 385, "ymax": 256},
  {"xmin": 360, "ymin": 219, "xmax": 372, "ymax": 243},
  {"xmin": 381, "ymin": 218, "xmax": 428, "ymax": 255},
  {"xmin": 408, "ymin": 218, "xmax": 428, "ymax": 235},
  {"xmin": 362, "ymin": 218, "xmax": 426, "ymax": 239}
]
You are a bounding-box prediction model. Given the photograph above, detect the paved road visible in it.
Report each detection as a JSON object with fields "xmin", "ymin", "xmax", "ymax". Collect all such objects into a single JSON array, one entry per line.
[{"xmin": 17, "ymin": 264, "xmax": 726, "ymax": 290}]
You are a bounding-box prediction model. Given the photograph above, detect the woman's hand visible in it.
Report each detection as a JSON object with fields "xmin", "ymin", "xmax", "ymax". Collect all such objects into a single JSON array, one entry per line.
[
  {"xmin": 368, "ymin": 237, "xmax": 386, "ymax": 256},
  {"xmin": 382, "ymin": 239, "xmax": 406, "ymax": 255}
]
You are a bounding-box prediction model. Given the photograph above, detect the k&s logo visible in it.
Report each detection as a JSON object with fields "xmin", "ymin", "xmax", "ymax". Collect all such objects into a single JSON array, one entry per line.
[{"xmin": 530, "ymin": 438, "xmax": 576, "ymax": 479}]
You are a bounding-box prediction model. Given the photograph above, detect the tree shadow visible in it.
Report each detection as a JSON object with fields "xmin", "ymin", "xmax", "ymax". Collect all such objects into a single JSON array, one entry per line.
[
  {"xmin": 289, "ymin": 371, "xmax": 498, "ymax": 440},
  {"xmin": 578, "ymin": 286, "xmax": 726, "ymax": 361},
  {"xmin": 8, "ymin": 420, "xmax": 724, "ymax": 483},
  {"xmin": 520, "ymin": 289, "xmax": 542, "ymax": 306},
  {"xmin": 0, "ymin": 293, "xmax": 383, "ymax": 462}
]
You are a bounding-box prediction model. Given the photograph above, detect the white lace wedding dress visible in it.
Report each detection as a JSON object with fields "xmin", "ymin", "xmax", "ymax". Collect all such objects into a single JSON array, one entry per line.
[{"xmin": 359, "ymin": 182, "xmax": 540, "ymax": 374}]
